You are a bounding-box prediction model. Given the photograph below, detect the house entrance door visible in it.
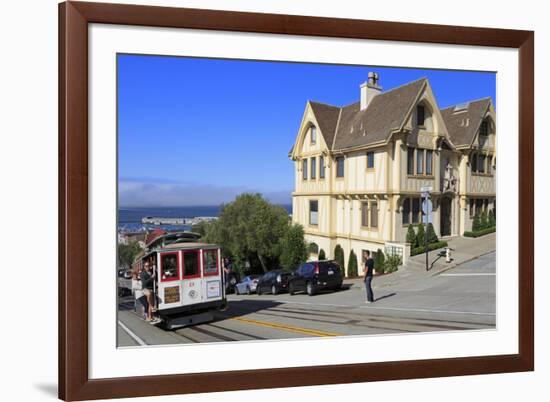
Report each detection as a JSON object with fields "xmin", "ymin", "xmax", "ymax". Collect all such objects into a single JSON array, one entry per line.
[{"xmin": 440, "ymin": 197, "xmax": 452, "ymax": 237}]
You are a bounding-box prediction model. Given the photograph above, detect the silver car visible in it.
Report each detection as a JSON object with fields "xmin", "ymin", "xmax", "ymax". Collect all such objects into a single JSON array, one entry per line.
[{"xmin": 234, "ymin": 275, "xmax": 260, "ymax": 295}]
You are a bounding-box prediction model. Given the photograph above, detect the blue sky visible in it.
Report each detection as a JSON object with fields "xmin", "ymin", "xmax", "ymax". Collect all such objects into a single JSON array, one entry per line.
[{"xmin": 118, "ymin": 54, "xmax": 495, "ymax": 207}]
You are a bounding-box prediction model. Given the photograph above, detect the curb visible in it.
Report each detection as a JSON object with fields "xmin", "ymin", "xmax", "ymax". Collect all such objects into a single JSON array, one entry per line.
[{"xmin": 428, "ymin": 250, "xmax": 496, "ymax": 277}]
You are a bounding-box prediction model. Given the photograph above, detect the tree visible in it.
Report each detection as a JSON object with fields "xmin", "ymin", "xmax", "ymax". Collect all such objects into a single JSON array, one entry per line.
[
  {"xmin": 426, "ymin": 223, "xmax": 438, "ymax": 244},
  {"xmin": 347, "ymin": 250, "xmax": 358, "ymax": 277},
  {"xmin": 279, "ymin": 224, "xmax": 308, "ymax": 270},
  {"xmin": 203, "ymin": 193, "xmax": 290, "ymax": 272},
  {"xmin": 374, "ymin": 249, "xmax": 386, "ymax": 274},
  {"xmin": 334, "ymin": 244, "xmax": 345, "ymax": 274},
  {"xmin": 406, "ymin": 224, "xmax": 417, "ymax": 247},
  {"xmin": 191, "ymin": 220, "xmax": 210, "ymax": 237},
  {"xmin": 117, "ymin": 241, "xmax": 141, "ymax": 270},
  {"xmin": 318, "ymin": 248, "xmax": 326, "ymax": 260},
  {"xmin": 488, "ymin": 209, "xmax": 496, "ymax": 227},
  {"xmin": 416, "ymin": 223, "xmax": 426, "ymax": 248}
]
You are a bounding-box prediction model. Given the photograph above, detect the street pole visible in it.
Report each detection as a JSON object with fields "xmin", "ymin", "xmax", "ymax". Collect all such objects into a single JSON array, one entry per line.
[
  {"xmin": 425, "ymin": 192, "xmax": 429, "ymax": 271},
  {"xmin": 420, "ymin": 186, "xmax": 432, "ymax": 272}
]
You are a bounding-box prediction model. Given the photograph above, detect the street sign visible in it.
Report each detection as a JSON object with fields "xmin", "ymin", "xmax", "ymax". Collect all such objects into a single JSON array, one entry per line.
[
  {"xmin": 420, "ymin": 186, "xmax": 433, "ymax": 272},
  {"xmin": 422, "ymin": 199, "xmax": 433, "ymax": 224}
]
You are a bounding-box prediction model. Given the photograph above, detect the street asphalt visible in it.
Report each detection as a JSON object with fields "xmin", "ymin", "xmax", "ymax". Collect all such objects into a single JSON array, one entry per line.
[{"xmin": 117, "ymin": 250, "xmax": 496, "ymax": 347}]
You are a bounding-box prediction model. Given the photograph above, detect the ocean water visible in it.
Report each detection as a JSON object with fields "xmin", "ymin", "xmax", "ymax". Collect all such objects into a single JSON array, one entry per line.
[{"xmin": 118, "ymin": 205, "xmax": 292, "ymax": 232}]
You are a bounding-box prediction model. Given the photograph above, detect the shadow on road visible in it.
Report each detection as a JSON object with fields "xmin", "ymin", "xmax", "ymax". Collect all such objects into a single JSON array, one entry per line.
[
  {"xmin": 212, "ymin": 299, "xmax": 285, "ymax": 321},
  {"xmin": 374, "ymin": 292, "xmax": 397, "ymax": 302}
]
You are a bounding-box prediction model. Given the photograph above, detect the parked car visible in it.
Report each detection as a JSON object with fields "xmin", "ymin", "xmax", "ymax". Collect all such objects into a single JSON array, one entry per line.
[
  {"xmin": 235, "ymin": 275, "xmax": 261, "ymax": 295},
  {"xmin": 288, "ymin": 260, "xmax": 343, "ymax": 296},
  {"xmin": 256, "ymin": 269, "xmax": 292, "ymax": 295}
]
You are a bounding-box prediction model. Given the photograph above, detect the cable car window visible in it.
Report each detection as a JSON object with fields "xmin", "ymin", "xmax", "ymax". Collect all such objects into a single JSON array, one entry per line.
[
  {"xmin": 160, "ymin": 253, "xmax": 179, "ymax": 281},
  {"xmin": 183, "ymin": 251, "xmax": 200, "ymax": 277},
  {"xmin": 203, "ymin": 250, "xmax": 218, "ymax": 275}
]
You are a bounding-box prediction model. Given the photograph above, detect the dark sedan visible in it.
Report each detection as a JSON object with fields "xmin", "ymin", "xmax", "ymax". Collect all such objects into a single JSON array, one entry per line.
[
  {"xmin": 256, "ymin": 269, "xmax": 292, "ymax": 295},
  {"xmin": 288, "ymin": 260, "xmax": 343, "ymax": 296}
]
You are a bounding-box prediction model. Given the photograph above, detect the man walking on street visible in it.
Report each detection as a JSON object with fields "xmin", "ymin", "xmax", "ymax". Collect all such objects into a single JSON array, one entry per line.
[{"xmin": 363, "ymin": 250, "xmax": 375, "ymax": 303}]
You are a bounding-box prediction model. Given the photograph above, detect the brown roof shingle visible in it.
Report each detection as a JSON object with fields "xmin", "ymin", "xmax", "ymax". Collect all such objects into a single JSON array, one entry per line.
[
  {"xmin": 305, "ymin": 78, "xmax": 426, "ymax": 152},
  {"xmin": 309, "ymin": 101, "xmax": 341, "ymax": 148},
  {"xmin": 440, "ymin": 98, "xmax": 491, "ymax": 148}
]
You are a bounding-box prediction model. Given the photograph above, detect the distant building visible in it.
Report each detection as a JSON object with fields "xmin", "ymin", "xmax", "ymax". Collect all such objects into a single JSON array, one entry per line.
[
  {"xmin": 289, "ymin": 73, "xmax": 496, "ymax": 273},
  {"xmin": 118, "ymin": 231, "xmax": 148, "ymax": 248}
]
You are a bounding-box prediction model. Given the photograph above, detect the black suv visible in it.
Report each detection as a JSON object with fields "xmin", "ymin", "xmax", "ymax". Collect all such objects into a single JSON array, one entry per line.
[
  {"xmin": 256, "ymin": 269, "xmax": 291, "ymax": 295},
  {"xmin": 288, "ymin": 261, "xmax": 343, "ymax": 296}
]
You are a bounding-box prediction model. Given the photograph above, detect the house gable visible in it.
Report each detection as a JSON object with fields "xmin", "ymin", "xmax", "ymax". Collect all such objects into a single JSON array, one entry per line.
[
  {"xmin": 402, "ymin": 81, "xmax": 453, "ymax": 149},
  {"xmin": 290, "ymin": 101, "xmax": 334, "ymax": 159}
]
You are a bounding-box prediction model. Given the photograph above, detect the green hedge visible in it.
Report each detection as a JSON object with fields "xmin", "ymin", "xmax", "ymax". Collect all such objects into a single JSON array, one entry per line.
[
  {"xmin": 411, "ymin": 240, "xmax": 449, "ymax": 256},
  {"xmin": 464, "ymin": 226, "xmax": 496, "ymax": 238}
]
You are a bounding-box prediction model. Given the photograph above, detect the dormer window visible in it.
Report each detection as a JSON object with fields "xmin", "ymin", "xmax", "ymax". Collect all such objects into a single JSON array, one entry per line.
[
  {"xmin": 310, "ymin": 126, "xmax": 317, "ymax": 144},
  {"xmin": 480, "ymin": 120, "xmax": 489, "ymax": 136},
  {"xmin": 416, "ymin": 105, "xmax": 425, "ymax": 126}
]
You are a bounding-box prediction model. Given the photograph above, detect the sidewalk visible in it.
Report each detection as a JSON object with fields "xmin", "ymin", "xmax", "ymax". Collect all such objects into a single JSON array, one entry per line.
[{"xmin": 343, "ymin": 233, "xmax": 496, "ymax": 290}]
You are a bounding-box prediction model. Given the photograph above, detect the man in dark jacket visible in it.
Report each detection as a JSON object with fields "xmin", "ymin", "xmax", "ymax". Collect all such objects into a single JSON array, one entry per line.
[{"xmin": 363, "ymin": 250, "xmax": 375, "ymax": 303}]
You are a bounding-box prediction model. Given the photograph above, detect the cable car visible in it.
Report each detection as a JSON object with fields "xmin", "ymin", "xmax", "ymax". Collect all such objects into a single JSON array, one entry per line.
[{"xmin": 132, "ymin": 232, "xmax": 226, "ymax": 330}]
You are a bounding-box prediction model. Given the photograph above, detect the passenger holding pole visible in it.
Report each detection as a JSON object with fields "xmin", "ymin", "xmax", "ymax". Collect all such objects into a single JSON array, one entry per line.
[{"xmin": 140, "ymin": 261, "xmax": 160, "ymax": 323}]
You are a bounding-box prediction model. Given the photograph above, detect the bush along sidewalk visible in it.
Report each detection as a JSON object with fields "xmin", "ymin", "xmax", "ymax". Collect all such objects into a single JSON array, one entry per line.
[
  {"xmin": 407, "ymin": 223, "xmax": 446, "ymax": 256},
  {"xmin": 467, "ymin": 209, "xmax": 496, "ymax": 237},
  {"xmin": 411, "ymin": 240, "xmax": 449, "ymax": 256},
  {"xmin": 347, "ymin": 250, "xmax": 358, "ymax": 277},
  {"xmin": 463, "ymin": 227, "xmax": 496, "ymax": 238}
]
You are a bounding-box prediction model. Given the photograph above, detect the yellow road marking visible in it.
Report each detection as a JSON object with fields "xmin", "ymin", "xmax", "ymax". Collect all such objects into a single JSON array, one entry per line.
[{"xmin": 231, "ymin": 316, "xmax": 342, "ymax": 337}]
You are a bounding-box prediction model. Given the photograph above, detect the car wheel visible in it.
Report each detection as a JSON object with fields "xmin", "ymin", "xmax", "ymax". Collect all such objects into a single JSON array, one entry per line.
[
  {"xmin": 257, "ymin": 286, "xmax": 262, "ymax": 295},
  {"xmin": 306, "ymin": 281, "xmax": 315, "ymax": 296},
  {"xmin": 246, "ymin": 286, "xmax": 251, "ymax": 295},
  {"xmin": 289, "ymin": 282, "xmax": 295, "ymax": 296},
  {"xmin": 271, "ymin": 285, "xmax": 278, "ymax": 295}
]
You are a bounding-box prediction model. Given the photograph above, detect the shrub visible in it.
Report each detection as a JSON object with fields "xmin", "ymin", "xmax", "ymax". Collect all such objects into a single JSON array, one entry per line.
[
  {"xmin": 318, "ymin": 248, "xmax": 326, "ymax": 260},
  {"xmin": 383, "ymin": 254, "xmax": 402, "ymax": 273},
  {"xmin": 334, "ymin": 244, "xmax": 345, "ymax": 274},
  {"xmin": 480, "ymin": 211, "xmax": 489, "ymax": 229},
  {"xmin": 373, "ymin": 249, "xmax": 386, "ymax": 274},
  {"xmin": 347, "ymin": 250, "xmax": 358, "ymax": 277},
  {"xmin": 472, "ymin": 213, "xmax": 481, "ymax": 231},
  {"xmin": 426, "ymin": 223, "xmax": 438, "ymax": 244},
  {"xmin": 411, "ymin": 240, "xmax": 449, "ymax": 256},
  {"xmin": 307, "ymin": 242, "xmax": 319, "ymax": 254},
  {"xmin": 488, "ymin": 209, "xmax": 496, "ymax": 227},
  {"xmin": 463, "ymin": 227, "xmax": 496, "ymax": 238},
  {"xmin": 416, "ymin": 223, "xmax": 426, "ymax": 248},
  {"xmin": 406, "ymin": 224, "xmax": 417, "ymax": 247}
]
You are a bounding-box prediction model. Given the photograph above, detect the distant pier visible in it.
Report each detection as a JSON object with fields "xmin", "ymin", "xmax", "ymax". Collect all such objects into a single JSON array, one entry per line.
[{"xmin": 141, "ymin": 216, "xmax": 217, "ymax": 225}]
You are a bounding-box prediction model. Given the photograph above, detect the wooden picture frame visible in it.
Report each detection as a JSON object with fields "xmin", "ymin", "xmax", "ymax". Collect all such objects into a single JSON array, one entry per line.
[{"xmin": 59, "ymin": 1, "xmax": 534, "ymax": 400}]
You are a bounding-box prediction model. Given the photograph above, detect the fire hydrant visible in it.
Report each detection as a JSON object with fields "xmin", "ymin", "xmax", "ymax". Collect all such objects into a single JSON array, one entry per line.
[{"xmin": 445, "ymin": 247, "xmax": 452, "ymax": 263}]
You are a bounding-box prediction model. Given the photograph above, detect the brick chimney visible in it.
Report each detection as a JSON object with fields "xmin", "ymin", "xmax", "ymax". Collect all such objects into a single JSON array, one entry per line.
[{"xmin": 360, "ymin": 72, "xmax": 382, "ymax": 111}]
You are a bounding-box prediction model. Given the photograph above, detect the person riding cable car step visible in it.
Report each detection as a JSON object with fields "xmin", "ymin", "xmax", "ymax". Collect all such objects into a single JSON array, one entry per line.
[
  {"xmin": 131, "ymin": 270, "xmax": 148, "ymax": 320},
  {"xmin": 140, "ymin": 261, "xmax": 162, "ymax": 324}
]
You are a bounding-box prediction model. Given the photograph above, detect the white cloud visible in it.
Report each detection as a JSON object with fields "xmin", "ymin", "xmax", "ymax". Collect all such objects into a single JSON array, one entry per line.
[{"xmin": 118, "ymin": 180, "xmax": 291, "ymax": 207}]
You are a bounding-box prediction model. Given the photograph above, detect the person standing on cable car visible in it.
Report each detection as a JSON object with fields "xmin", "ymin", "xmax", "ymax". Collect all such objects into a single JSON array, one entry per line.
[{"xmin": 140, "ymin": 262, "xmax": 159, "ymax": 323}]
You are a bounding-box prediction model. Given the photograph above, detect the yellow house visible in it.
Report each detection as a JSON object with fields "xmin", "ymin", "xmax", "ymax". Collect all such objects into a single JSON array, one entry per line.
[{"xmin": 289, "ymin": 73, "xmax": 496, "ymax": 273}]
